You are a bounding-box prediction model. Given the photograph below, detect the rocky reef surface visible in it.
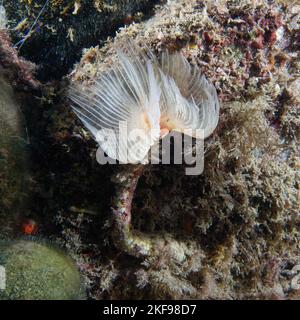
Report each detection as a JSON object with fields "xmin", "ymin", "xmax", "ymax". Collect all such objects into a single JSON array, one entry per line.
[
  {"xmin": 3, "ymin": 0, "xmax": 159, "ymax": 80},
  {"xmin": 0, "ymin": 0, "xmax": 299, "ymax": 299}
]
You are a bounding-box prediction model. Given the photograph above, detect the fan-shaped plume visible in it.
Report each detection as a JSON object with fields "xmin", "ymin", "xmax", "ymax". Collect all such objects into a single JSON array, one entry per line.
[
  {"xmin": 69, "ymin": 50, "xmax": 161, "ymax": 163},
  {"xmin": 69, "ymin": 42, "xmax": 220, "ymax": 163},
  {"xmin": 159, "ymin": 70, "xmax": 200, "ymax": 137},
  {"xmin": 160, "ymin": 51, "xmax": 220, "ymax": 139}
]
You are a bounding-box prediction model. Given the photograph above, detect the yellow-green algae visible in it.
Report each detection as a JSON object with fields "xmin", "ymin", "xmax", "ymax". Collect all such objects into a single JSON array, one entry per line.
[{"xmin": 0, "ymin": 240, "xmax": 84, "ymax": 300}]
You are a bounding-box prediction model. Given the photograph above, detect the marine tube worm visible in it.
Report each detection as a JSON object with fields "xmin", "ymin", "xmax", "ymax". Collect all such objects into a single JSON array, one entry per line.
[
  {"xmin": 69, "ymin": 42, "xmax": 220, "ymax": 257},
  {"xmin": 111, "ymin": 165, "xmax": 152, "ymax": 257}
]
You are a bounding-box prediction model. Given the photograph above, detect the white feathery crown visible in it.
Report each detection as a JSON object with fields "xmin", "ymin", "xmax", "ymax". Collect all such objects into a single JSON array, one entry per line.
[{"xmin": 69, "ymin": 42, "xmax": 220, "ymax": 163}]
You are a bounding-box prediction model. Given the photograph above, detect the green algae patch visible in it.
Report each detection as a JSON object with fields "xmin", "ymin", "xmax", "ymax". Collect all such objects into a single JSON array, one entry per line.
[{"xmin": 0, "ymin": 240, "xmax": 84, "ymax": 300}]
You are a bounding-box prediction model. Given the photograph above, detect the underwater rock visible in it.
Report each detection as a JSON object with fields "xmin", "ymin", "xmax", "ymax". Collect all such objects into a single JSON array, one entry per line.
[
  {"xmin": 0, "ymin": 239, "xmax": 84, "ymax": 300},
  {"xmin": 3, "ymin": 0, "xmax": 160, "ymax": 80},
  {"xmin": 0, "ymin": 74, "xmax": 28, "ymax": 238},
  {"xmin": 0, "ymin": 9, "xmax": 38, "ymax": 238},
  {"xmin": 1, "ymin": 0, "xmax": 297, "ymax": 301},
  {"xmin": 0, "ymin": 76, "xmax": 24, "ymax": 139},
  {"xmin": 64, "ymin": 0, "xmax": 300, "ymax": 300}
]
